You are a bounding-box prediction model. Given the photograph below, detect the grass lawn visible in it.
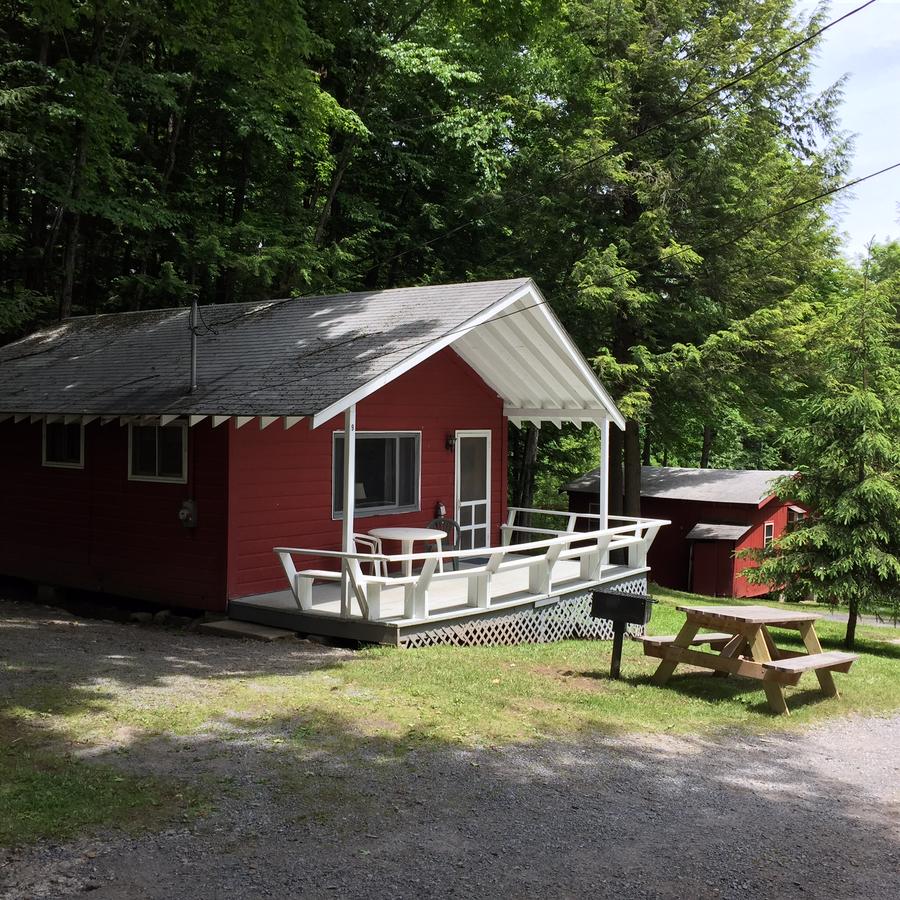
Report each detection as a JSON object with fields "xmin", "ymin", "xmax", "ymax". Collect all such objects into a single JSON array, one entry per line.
[
  {"xmin": 0, "ymin": 729, "xmax": 198, "ymax": 846},
  {"xmin": 3, "ymin": 585, "xmax": 899, "ymax": 846}
]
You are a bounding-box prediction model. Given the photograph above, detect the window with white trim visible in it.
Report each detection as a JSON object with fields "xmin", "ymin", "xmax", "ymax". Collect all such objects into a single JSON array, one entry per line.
[
  {"xmin": 128, "ymin": 423, "xmax": 187, "ymax": 483},
  {"xmin": 763, "ymin": 521, "xmax": 775, "ymax": 549},
  {"xmin": 333, "ymin": 432, "xmax": 420, "ymax": 517},
  {"xmin": 42, "ymin": 421, "xmax": 84, "ymax": 468}
]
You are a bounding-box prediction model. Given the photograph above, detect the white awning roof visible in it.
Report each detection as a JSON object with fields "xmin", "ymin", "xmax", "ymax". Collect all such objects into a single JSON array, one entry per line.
[{"xmin": 685, "ymin": 523, "xmax": 752, "ymax": 542}]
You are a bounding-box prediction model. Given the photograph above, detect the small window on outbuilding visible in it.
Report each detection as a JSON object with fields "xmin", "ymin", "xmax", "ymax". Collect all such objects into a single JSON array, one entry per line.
[
  {"xmin": 42, "ymin": 421, "xmax": 84, "ymax": 469},
  {"xmin": 787, "ymin": 506, "xmax": 806, "ymax": 526},
  {"xmin": 764, "ymin": 521, "xmax": 775, "ymax": 548},
  {"xmin": 129, "ymin": 423, "xmax": 187, "ymax": 483}
]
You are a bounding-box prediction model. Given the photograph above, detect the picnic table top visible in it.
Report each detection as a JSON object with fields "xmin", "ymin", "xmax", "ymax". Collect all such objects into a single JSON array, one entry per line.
[{"xmin": 676, "ymin": 604, "xmax": 821, "ymax": 625}]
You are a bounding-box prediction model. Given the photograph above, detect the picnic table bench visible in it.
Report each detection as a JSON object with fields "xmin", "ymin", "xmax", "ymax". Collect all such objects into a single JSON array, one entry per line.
[{"xmin": 641, "ymin": 604, "xmax": 859, "ymax": 715}]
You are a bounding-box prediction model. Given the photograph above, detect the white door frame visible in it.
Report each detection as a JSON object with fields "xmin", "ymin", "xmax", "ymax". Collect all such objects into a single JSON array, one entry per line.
[{"xmin": 454, "ymin": 429, "xmax": 491, "ymax": 549}]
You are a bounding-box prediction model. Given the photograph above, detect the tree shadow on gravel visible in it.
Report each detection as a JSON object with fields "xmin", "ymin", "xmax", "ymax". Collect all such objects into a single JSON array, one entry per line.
[
  {"xmin": 3, "ymin": 701, "xmax": 898, "ymax": 900},
  {"xmin": 2, "ymin": 596, "xmax": 899, "ymax": 899}
]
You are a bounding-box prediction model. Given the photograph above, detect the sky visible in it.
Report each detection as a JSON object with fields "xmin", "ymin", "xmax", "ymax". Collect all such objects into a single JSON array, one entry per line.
[{"xmin": 800, "ymin": 0, "xmax": 900, "ymax": 258}]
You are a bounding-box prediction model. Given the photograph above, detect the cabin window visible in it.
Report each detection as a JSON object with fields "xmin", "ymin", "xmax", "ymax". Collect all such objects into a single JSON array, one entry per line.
[
  {"xmin": 333, "ymin": 432, "xmax": 420, "ymax": 517},
  {"xmin": 764, "ymin": 521, "xmax": 775, "ymax": 549},
  {"xmin": 128, "ymin": 423, "xmax": 187, "ymax": 483},
  {"xmin": 42, "ymin": 421, "xmax": 84, "ymax": 468}
]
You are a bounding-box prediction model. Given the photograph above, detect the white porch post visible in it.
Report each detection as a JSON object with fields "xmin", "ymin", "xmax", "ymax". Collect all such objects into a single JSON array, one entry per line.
[
  {"xmin": 598, "ymin": 417, "xmax": 610, "ymax": 567},
  {"xmin": 340, "ymin": 404, "xmax": 357, "ymax": 616},
  {"xmin": 598, "ymin": 416, "xmax": 610, "ymax": 531}
]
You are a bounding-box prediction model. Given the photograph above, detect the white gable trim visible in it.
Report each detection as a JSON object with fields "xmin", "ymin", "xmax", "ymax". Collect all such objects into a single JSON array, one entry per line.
[
  {"xmin": 526, "ymin": 283, "xmax": 625, "ymax": 430},
  {"xmin": 309, "ymin": 280, "xmax": 624, "ymax": 430},
  {"xmin": 309, "ymin": 280, "xmax": 534, "ymax": 428}
]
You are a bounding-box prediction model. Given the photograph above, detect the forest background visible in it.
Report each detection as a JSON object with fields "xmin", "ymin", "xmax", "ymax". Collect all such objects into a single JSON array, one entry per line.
[{"xmin": 1, "ymin": 0, "xmax": 898, "ymax": 518}]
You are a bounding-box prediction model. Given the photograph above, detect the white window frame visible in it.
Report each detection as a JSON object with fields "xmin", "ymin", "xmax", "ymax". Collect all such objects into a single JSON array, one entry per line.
[
  {"xmin": 332, "ymin": 430, "xmax": 422, "ymax": 519},
  {"xmin": 763, "ymin": 521, "xmax": 775, "ymax": 548},
  {"xmin": 42, "ymin": 420, "xmax": 85, "ymax": 469},
  {"xmin": 127, "ymin": 422, "xmax": 188, "ymax": 484}
]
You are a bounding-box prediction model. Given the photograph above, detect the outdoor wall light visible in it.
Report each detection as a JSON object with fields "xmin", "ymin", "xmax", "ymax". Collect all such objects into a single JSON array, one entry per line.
[{"xmin": 445, "ymin": 434, "xmax": 456, "ymax": 451}]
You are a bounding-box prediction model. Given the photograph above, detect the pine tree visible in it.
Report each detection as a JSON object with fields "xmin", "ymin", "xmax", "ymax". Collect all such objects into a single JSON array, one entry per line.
[{"xmin": 745, "ymin": 251, "xmax": 900, "ymax": 648}]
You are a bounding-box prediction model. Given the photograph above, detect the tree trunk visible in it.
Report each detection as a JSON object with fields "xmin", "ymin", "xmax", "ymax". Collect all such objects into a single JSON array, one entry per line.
[
  {"xmin": 642, "ymin": 428, "xmax": 651, "ymax": 465},
  {"xmin": 220, "ymin": 140, "xmax": 250, "ymax": 304},
  {"xmin": 59, "ymin": 209, "xmax": 81, "ymax": 319},
  {"xmin": 513, "ymin": 424, "xmax": 540, "ymax": 542},
  {"xmin": 700, "ymin": 424, "xmax": 716, "ymax": 468},
  {"xmin": 160, "ymin": 73, "xmax": 195, "ymax": 196},
  {"xmin": 58, "ymin": 15, "xmax": 107, "ymax": 320},
  {"xmin": 313, "ymin": 136, "xmax": 357, "ymax": 245},
  {"xmin": 623, "ymin": 418, "xmax": 641, "ymax": 516},
  {"xmin": 844, "ymin": 597, "xmax": 858, "ymax": 650},
  {"xmin": 608, "ymin": 425, "xmax": 624, "ymax": 517}
]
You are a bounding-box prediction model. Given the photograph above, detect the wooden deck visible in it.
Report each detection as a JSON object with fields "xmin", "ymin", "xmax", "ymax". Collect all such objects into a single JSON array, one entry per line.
[{"xmin": 229, "ymin": 558, "xmax": 648, "ymax": 646}]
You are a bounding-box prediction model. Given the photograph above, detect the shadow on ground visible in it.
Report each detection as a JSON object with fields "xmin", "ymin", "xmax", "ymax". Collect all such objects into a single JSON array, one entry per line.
[{"xmin": 1, "ymin": 597, "xmax": 898, "ymax": 899}]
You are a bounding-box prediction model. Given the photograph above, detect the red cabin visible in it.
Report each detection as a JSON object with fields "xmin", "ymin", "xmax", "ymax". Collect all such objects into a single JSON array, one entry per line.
[
  {"xmin": 0, "ymin": 279, "xmax": 666, "ymax": 646},
  {"xmin": 564, "ymin": 466, "xmax": 806, "ymax": 598}
]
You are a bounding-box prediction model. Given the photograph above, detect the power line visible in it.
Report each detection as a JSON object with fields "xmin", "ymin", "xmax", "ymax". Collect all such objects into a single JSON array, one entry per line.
[
  {"xmin": 55, "ymin": 154, "xmax": 898, "ymax": 412},
  {"xmin": 189, "ymin": 159, "xmax": 900, "ymax": 410},
  {"xmin": 175, "ymin": 0, "xmax": 880, "ymax": 404},
  {"xmin": 340, "ymin": 0, "xmax": 880, "ymax": 286},
  {"xmin": 197, "ymin": 0, "xmax": 878, "ymax": 334}
]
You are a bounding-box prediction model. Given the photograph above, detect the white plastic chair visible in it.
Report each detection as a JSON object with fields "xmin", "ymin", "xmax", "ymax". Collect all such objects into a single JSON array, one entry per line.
[{"xmin": 353, "ymin": 534, "xmax": 384, "ymax": 577}]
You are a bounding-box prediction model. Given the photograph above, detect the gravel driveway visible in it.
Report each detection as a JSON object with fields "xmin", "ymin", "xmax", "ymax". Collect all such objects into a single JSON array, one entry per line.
[{"xmin": 1, "ymin": 597, "xmax": 898, "ymax": 899}]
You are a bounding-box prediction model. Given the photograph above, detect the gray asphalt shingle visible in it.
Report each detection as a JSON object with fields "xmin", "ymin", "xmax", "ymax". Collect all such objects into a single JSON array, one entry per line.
[
  {"xmin": 562, "ymin": 465, "xmax": 797, "ymax": 506},
  {"xmin": 684, "ymin": 523, "xmax": 753, "ymax": 541},
  {"xmin": 0, "ymin": 279, "xmax": 530, "ymax": 417}
]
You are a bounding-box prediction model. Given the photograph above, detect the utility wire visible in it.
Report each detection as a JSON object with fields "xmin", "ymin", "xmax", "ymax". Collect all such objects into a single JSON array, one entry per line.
[
  {"xmin": 196, "ymin": 0, "xmax": 879, "ymax": 334},
  {"xmin": 342, "ymin": 0, "xmax": 881, "ymax": 286},
  {"xmin": 48, "ymin": 154, "xmax": 898, "ymax": 412},
  {"xmin": 191, "ymin": 160, "xmax": 900, "ymax": 409}
]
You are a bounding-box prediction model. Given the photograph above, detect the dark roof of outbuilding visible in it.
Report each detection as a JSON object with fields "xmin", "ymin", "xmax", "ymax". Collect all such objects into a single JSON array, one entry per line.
[
  {"xmin": 0, "ymin": 279, "xmax": 534, "ymax": 419},
  {"xmin": 562, "ymin": 465, "xmax": 797, "ymax": 507}
]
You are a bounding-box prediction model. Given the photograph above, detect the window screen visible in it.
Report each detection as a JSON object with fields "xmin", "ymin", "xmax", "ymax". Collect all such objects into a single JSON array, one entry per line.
[
  {"xmin": 130, "ymin": 424, "xmax": 186, "ymax": 481},
  {"xmin": 333, "ymin": 433, "xmax": 420, "ymax": 515},
  {"xmin": 43, "ymin": 422, "xmax": 83, "ymax": 467}
]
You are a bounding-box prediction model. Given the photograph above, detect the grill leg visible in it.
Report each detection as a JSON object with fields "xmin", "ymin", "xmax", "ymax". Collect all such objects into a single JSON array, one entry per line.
[{"xmin": 610, "ymin": 621, "xmax": 625, "ymax": 679}]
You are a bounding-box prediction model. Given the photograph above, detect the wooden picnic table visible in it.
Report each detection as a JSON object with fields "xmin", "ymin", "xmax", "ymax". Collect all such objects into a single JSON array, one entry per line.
[{"xmin": 641, "ymin": 604, "xmax": 859, "ymax": 715}]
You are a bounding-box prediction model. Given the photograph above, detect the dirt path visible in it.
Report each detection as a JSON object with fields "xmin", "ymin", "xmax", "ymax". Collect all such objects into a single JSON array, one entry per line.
[{"xmin": 1, "ymin": 598, "xmax": 898, "ymax": 899}]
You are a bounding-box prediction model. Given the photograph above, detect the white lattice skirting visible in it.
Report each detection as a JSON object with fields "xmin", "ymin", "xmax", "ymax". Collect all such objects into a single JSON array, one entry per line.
[{"xmin": 400, "ymin": 575, "xmax": 648, "ymax": 649}]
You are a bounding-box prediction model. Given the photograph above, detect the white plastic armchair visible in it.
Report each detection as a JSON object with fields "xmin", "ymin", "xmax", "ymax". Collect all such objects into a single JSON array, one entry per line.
[{"xmin": 353, "ymin": 534, "xmax": 384, "ymax": 577}]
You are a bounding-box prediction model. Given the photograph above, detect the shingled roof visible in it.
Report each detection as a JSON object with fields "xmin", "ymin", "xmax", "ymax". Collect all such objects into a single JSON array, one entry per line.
[
  {"xmin": 0, "ymin": 278, "xmax": 623, "ymax": 428},
  {"xmin": 562, "ymin": 465, "xmax": 796, "ymax": 507}
]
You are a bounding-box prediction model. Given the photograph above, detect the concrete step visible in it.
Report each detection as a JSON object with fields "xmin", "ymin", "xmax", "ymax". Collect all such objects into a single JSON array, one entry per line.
[{"xmin": 198, "ymin": 619, "xmax": 297, "ymax": 642}]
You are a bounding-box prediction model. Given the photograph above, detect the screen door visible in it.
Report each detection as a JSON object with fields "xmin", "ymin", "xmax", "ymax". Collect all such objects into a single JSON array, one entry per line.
[{"xmin": 455, "ymin": 431, "xmax": 491, "ymax": 550}]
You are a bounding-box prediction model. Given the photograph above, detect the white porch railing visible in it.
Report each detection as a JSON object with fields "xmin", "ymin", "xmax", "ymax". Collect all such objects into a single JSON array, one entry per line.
[{"xmin": 274, "ymin": 510, "xmax": 667, "ymax": 623}]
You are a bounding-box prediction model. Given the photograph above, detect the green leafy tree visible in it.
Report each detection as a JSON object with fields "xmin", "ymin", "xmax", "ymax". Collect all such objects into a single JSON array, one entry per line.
[
  {"xmin": 487, "ymin": 0, "xmax": 847, "ymax": 510},
  {"xmin": 744, "ymin": 253, "xmax": 900, "ymax": 648}
]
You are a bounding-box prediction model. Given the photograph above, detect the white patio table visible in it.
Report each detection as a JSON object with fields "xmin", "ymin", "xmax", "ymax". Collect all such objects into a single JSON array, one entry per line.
[{"xmin": 368, "ymin": 526, "xmax": 447, "ymax": 577}]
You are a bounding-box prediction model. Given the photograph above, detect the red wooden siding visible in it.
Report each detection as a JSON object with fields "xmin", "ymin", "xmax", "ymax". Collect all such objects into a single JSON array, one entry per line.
[
  {"xmin": 226, "ymin": 348, "xmax": 507, "ymax": 599},
  {"xmin": 732, "ymin": 498, "xmax": 790, "ymax": 597},
  {"xmin": 0, "ymin": 419, "xmax": 229, "ymax": 610},
  {"xmin": 568, "ymin": 489, "xmax": 802, "ymax": 598}
]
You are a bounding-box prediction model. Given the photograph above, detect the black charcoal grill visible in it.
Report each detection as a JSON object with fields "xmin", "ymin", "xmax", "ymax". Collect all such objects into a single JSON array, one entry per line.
[{"xmin": 590, "ymin": 590, "xmax": 655, "ymax": 678}]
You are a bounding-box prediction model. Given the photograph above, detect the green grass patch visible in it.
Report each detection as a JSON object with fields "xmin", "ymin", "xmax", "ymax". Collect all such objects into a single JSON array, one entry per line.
[
  {"xmin": 14, "ymin": 589, "xmax": 899, "ymax": 754},
  {"xmin": 3, "ymin": 586, "xmax": 898, "ymax": 846},
  {"xmin": 0, "ymin": 723, "xmax": 197, "ymax": 846}
]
